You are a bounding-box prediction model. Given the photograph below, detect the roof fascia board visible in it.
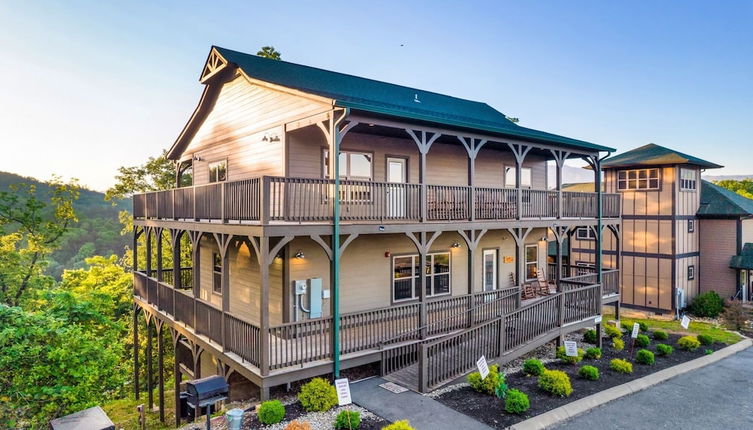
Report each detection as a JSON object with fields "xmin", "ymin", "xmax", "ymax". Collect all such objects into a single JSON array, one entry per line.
[
  {"xmin": 346, "ymin": 112, "xmax": 604, "ymax": 157},
  {"xmin": 235, "ymin": 69, "xmax": 334, "ymax": 107}
]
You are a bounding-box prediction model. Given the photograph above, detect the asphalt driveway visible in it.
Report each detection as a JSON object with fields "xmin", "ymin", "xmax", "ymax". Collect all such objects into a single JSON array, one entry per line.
[{"xmin": 553, "ymin": 346, "xmax": 753, "ymax": 430}]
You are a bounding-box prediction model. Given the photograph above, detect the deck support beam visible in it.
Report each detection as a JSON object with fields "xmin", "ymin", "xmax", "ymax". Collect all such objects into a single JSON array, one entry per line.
[
  {"xmin": 406, "ymin": 129, "xmax": 442, "ymax": 222},
  {"xmin": 188, "ymin": 231, "xmax": 202, "ymax": 329},
  {"xmin": 508, "ymin": 143, "xmax": 532, "ymax": 220},
  {"xmin": 146, "ymin": 315, "xmax": 154, "ymax": 410},
  {"xmin": 550, "ymin": 149, "xmax": 571, "ymax": 218},
  {"xmin": 155, "ymin": 227, "xmax": 164, "ymax": 281},
  {"xmin": 458, "ymin": 137, "xmax": 488, "ymax": 222},
  {"xmin": 406, "ymin": 230, "xmax": 442, "ymax": 337},
  {"xmin": 213, "ymin": 233, "xmax": 234, "ymax": 349},
  {"xmin": 133, "ymin": 305, "xmax": 140, "ymax": 400},
  {"xmin": 171, "ymin": 329, "xmax": 181, "ymax": 428},
  {"xmin": 156, "ymin": 320, "xmax": 165, "ymax": 422},
  {"xmin": 508, "ymin": 227, "xmax": 532, "ymax": 306},
  {"xmin": 457, "ymin": 229, "xmax": 488, "ymax": 326}
]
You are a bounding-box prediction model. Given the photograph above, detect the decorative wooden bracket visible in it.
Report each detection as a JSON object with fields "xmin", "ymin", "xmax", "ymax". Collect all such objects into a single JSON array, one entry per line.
[{"xmin": 405, "ymin": 129, "xmax": 442, "ymax": 154}]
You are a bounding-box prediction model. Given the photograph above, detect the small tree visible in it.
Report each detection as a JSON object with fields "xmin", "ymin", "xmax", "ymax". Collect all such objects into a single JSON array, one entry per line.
[{"xmin": 257, "ymin": 46, "xmax": 282, "ymax": 60}]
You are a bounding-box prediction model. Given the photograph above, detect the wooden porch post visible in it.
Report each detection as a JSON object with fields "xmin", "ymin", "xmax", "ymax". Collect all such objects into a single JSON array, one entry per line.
[
  {"xmin": 508, "ymin": 143, "xmax": 532, "ymax": 220},
  {"xmin": 458, "ymin": 137, "xmax": 487, "ymax": 222},
  {"xmin": 133, "ymin": 226, "xmax": 140, "ymax": 273},
  {"xmin": 133, "ymin": 305, "xmax": 140, "ymax": 400},
  {"xmin": 171, "ymin": 330, "xmax": 181, "ymax": 428},
  {"xmin": 156, "ymin": 228, "xmax": 163, "ymax": 282},
  {"xmin": 406, "ymin": 130, "xmax": 441, "ymax": 223},
  {"xmin": 156, "ymin": 321, "xmax": 165, "ymax": 422},
  {"xmin": 258, "ymin": 236, "xmax": 271, "ymax": 378},
  {"xmin": 213, "ymin": 233, "xmax": 233, "ymax": 349},
  {"xmin": 145, "ymin": 228, "xmax": 153, "ymax": 277},
  {"xmin": 508, "ymin": 228, "xmax": 532, "ymax": 306},
  {"xmin": 458, "ymin": 229, "xmax": 487, "ymax": 326},
  {"xmin": 189, "ymin": 231, "xmax": 201, "ymax": 329},
  {"xmin": 146, "ymin": 317, "xmax": 154, "ymax": 410},
  {"xmin": 550, "ymin": 150, "xmax": 570, "ymax": 219},
  {"xmin": 418, "ymin": 232, "xmax": 428, "ymax": 339}
]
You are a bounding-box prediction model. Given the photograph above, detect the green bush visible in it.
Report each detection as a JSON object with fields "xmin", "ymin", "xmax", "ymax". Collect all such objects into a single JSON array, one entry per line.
[
  {"xmin": 578, "ymin": 365, "xmax": 600, "ymax": 380},
  {"xmin": 258, "ymin": 400, "xmax": 286, "ymax": 425},
  {"xmin": 697, "ymin": 334, "xmax": 713, "ymax": 346},
  {"xmin": 335, "ymin": 410, "xmax": 361, "ymax": 430},
  {"xmin": 522, "ymin": 358, "xmax": 545, "ymax": 376},
  {"xmin": 638, "ymin": 322, "xmax": 649, "ymax": 332},
  {"xmin": 705, "ymin": 349, "xmax": 714, "ymax": 355},
  {"xmin": 635, "ymin": 349, "xmax": 655, "ymax": 365},
  {"xmin": 610, "ymin": 358, "xmax": 633, "ymax": 374},
  {"xmin": 585, "ymin": 347, "xmax": 602, "ymax": 360},
  {"xmin": 556, "ymin": 346, "xmax": 585, "ymax": 365},
  {"xmin": 298, "ymin": 378, "xmax": 338, "ymax": 412},
  {"xmin": 382, "ymin": 420, "xmax": 414, "ymax": 430},
  {"xmin": 538, "ymin": 369, "xmax": 573, "ymax": 397},
  {"xmin": 604, "ymin": 324, "xmax": 622, "ymax": 339},
  {"xmin": 652, "ymin": 330, "xmax": 669, "ymax": 340},
  {"xmin": 494, "ymin": 376, "xmax": 509, "ymax": 399},
  {"xmin": 504, "ymin": 389, "xmax": 530, "ymax": 414},
  {"xmin": 621, "ymin": 322, "xmax": 631, "ymax": 333},
  {"xmin": 635, "ymin": 334, "xmax": 650, "ymax": 347},
  {"xmin": 690, "ymin": 291, "xmax": 725, "ymax": 318},
  {"xmin": 656, "ymin": 343, "xmax": 674, "ymax": 356},
  {"xmin": 678, "ymin": 335, "xmax": 701, "ymax": 351},
  {"xmin": 583, "ymin": 329, "xmax": 598, "ymax": 344},
  {"xmin": 612, "ymin": 338, "xmax": 625, "ymax": 351},
  {"xmin": 468, "ymin": 364, "xmax": 500, "ymax": 395}
]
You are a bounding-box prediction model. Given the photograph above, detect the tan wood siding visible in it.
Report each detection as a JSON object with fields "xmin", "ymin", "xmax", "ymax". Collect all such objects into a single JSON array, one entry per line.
[{"xmin": 184, "ymin": 75, "xmax": 330, "ymax": 185}]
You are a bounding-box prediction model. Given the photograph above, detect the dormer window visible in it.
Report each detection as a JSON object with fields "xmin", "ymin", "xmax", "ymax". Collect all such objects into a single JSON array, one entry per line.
[{"xmin": 617, "ymin": 168, "xmax": 659, "ymax": 191}]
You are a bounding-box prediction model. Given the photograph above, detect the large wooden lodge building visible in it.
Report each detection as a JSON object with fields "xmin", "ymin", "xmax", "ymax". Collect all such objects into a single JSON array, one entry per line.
[{"xmin": 131, "ymin": 46, "xmax": 621, "ymax": 424}]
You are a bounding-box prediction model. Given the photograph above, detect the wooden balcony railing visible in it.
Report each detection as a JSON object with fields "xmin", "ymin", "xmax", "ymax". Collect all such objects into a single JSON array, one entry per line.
[
  {"xmin": 133, "ymin": 176, "xmax": 621, "ymax": 223},
  {"xmin": 547, "ymin": 264, "xmax": 620, "ymax": 297}
]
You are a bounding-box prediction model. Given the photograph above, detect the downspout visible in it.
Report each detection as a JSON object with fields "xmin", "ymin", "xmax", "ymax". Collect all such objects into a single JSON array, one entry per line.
[{"xmin": 332, "ymin": 107, "xmax": 350, "ymax": 378}]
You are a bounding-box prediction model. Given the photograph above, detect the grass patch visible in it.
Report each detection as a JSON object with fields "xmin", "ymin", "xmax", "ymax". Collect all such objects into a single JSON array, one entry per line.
[
  {"xmin": 603, "ymin": 313, "xmax": 742, "ymax": 345},
  {"xmin": 101, "ymin": 390, "xmax": 177, "ymax": 430}
]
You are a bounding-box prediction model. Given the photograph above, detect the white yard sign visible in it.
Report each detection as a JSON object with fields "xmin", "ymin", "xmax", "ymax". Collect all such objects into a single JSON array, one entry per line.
[
  {"xmin": 681, "ymin": 315, "xmax": 691, "ymax": 329},
  {"xmin": 631, "ymin": 323, "xmax": 640, "ymax": 339},
  {"xmin": 594, "ymin": 315, "xmax": 602, "ymax": 324},
  {"xmin": 564, "ymin": 341, "xmax": 578, "ymax": 357},
  {"xmin": 476, "ymin": 356, "xmax": 490, "ymax": 380},
  {"xmin": 334, "ymin": 378, "xmax": 352, "ymax": 406}
]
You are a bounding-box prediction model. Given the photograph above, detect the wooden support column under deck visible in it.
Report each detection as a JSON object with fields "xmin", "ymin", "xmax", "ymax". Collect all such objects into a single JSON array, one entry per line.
[
  {"xmin": 458, "ymin": 229, "xmax": 487, "ymax": 326},
  {"xmin": 170, "ymin": 229, "xmax": 181, "ymax": 310},
  {"xmin": 213, "ymin": 233, "xmax": 233, "ymax": 349},
  {"xmin": 145, "ymin": 227, "xmax": 153, "ymax": 277},
  {"xmin": 155, "ymin": 227, "xmax": 163, "ymax": 282},
  {"xmin": 133, "ymin": 305, "xmax": 140, "ymax": 400},
  {"xmin": 406, "ymin": 231, "xmax": 441, "ymax": 338},
  {"xmin": 156, "ymin": 321, "xmax": 165, "ymax": 422},
  {"xmin": 508, "ymin": 227, "xmax": 532, "ymax": 306},
  {"xmin": 188, "ymin": 231, "xmax": 202, "ymax": 329},
  {"xmin": 146, "ymin": 316, "xmax": 154, "ymax": 410},
  {"xmin": 171, "ymin": 329, "xmax": 181, "ymax": 428}
]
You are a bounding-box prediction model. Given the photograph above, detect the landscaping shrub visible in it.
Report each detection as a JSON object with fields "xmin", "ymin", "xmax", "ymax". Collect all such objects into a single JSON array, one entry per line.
[
  {"xmin": 705, "ymin": 349, "xmax": 713, "ymax": 355},
  {"xmin": 335, "ymin": 410, "xmax": 361, "ymax": 430},
  {"xmin": 556, "ymin": 346, "xmax": 585, "ymax": 364},
  {"xmin": 722, "ymin": 299, "xmax": 747, "ymax": 330},
  {"xmin": 467, "ymin": 364, "xmax": 500, "ymax": 395},
  {"xmin": 638, "ymin": 322, "xmax": 649, "ymax": 332},
  {"xmin": 285, "ymin": 421, "xmax": 311, "ymax": 430},
  {"xmin": 652, "ymin": 330, "xmax": 669, "ymax": 340},
  {"xmin": 620, "ymin": 322, "xmax": 631, "ymax": 333},
  {"xmin": 298, "ymin": 378, "xmax": 338, "ymax": 412},
  {"xmin": 504, "ymin": 389, "xmax": 530, "ymax": 414},
  {"xmin": 656, "ymin": 343, "xmax": 674, "ymax": 356},
  {"xmin": 635, "ymin": 334, "xmax": 650, "ymax": 347},
  {"xmin": 583, "ymin": 329, "xmax": 598, "ymax": 344},
  {"xmin": 610, "ymin": 359, "xmax": 633, "ymax": 374},
  {"xmin": 612, "ymin": 338, "xmax": 625, "ymax": 351},
  {"xmin": 604, "ymin": 324, "xmax": 622, "ymax": 339},
  {"xmin": 585, "ymin": 347, "xmax": 602, "ymax": 360},
  {"xmin": 382, "ymin": 420, "xmax": 414, "ymax": 430},
  {"xmin": 697, "ymin": 334, "xmax": 713, "ymax": 346},
  {"xmin": 538, "ymin": 369, "xmax": 573, "ymax": 397},
  {"xmin": 494, "ymin": 377, "xmax": 509, "ymax": 399},
  {"xmin": 258, "ymin": 400, "xmax": 286, "ymax": 425},
  {"xmin": 678, "ymin": 335, "xmax": 701, "ymax": 351},
  {"xmin": 635, "ymin": 349, "xmax": 655, "ymax": 365},
  {"xmin": 522, "ymin": 358, "xmax": 545, "ymax": 376},
  {"xmin": 578, "ymin": 365, "xmax": 600, "ymax": 380},
  {"xmin": 690, "ymin": 291, "xmax": 724, "ymax": 317}
]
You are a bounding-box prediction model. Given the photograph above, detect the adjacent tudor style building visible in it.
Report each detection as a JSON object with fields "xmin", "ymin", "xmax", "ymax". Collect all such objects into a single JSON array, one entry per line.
[{"xmin": 131, "ymin": 46, "xmax": 620, "ymax": 424}]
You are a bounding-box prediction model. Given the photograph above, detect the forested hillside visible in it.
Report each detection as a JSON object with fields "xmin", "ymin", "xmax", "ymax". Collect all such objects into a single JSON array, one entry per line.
[{"xmin": 0, "ymin": 171, "xmax": 130, "ymax": 278}]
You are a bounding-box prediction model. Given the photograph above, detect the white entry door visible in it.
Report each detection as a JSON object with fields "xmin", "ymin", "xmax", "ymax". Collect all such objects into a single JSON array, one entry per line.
[
  {"xmin": 483, "ymin": 249, "xmax": 498, "ymax": 291},
  {"xmin": 387, "ymin": 158, "xmax": 407, "ymax": 218}
]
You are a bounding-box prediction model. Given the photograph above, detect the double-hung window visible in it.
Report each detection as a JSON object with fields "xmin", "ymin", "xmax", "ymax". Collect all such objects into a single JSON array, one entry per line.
[
  {"xmin": 322, "ymin": 149, "xmax": 373, "ymax": 180},
  {"xmin": 392, "ymin": 253, "xmax": 451, "ymax": 302},
  {"xmin": 504, "ymin": 166, "xmax": 532, "ymax": 188},
  {"xmin": 525, "ymin": 245, "xmax": 539, "ymax": 281},
  {"xmin": 212, "ymin": 252, "xmax": 222, "ymax": 294},
  {"xmin": 617, "ymin": 168, "xmax": 659, "ymax": 191},
  {"xmin": 208, "ymin": 160, "xmax": 227, "ymax": 183}
]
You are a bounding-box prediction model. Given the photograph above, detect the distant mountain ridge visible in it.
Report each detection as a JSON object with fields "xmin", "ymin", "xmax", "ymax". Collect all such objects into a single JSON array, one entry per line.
[
  {"xmin": 703, "ymin": 174, "xmax": 753, "ymax": 182},
  {"xmin": 0, "ymin": 171, "xmax": 130, "ymax": 278}
]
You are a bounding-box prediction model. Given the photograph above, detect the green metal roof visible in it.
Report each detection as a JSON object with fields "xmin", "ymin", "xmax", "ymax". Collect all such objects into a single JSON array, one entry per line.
[
  {"xmin": 601, "ymin": 143, "xmax": 723, "ymax": 169},
  {"xmin": 730, "ymin": 243, "xmax": 753, "ymax": 270},
  {"xmin": 213, "ymin": 46, "xmax": 614, "ymax": 153},
  {"xmin": 697, "ymin": 180, "xmax": 753, "ymax": 217}
]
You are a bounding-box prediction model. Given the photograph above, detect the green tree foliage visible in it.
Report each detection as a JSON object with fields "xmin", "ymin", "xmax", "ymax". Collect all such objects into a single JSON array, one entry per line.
[
  {"xmin": 0, "ymin": 177, "xmax": 79, "ymax": 306},
  {"xmin": 714, "ymin": 179, "xmax": 753, "ymax": 200},
  {"xmin": 105, "ymin": 150, "xmax": 175, "ymax": 202},
  {"xmin": 256, "ymin": 46, "xmax": 282, "ymax": 60}
]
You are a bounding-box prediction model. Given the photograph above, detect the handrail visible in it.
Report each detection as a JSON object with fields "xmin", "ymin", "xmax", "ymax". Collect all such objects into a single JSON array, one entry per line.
[{"xmin": 378, "ymin": 287, "xmax": 519, "ymax": 348}]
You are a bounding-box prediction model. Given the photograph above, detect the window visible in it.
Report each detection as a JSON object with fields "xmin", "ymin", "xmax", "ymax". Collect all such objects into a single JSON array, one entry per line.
[
  {"xmin": 504, "ymin": 166, "xmax": 532, "ymax": 188},
  {"xmin": 617, "ymin": 168, "xmax": 659, "ymax": 191},
  {"xmin": 680, "ymin": 168, "xmax": 697, "ymax": 191},
  {"xmin": 322, "ymin": 149, "xmax": 373, "ymax": 180},
  {"xmin": 576, "ymin": 227, "xmax": 596, "ymax": 240},
  {"xmin": 525, "ymin": 245, "xmax": 539, "ymax": 281},
  {"xmin": 688, "ymin": 265, "xmax": 695, "ymax": 281},
  {"xmin": 392, "ymin": 253, "xmax": 451, "ymax": 302},
  {"xmin": 208, "ymin": 160, "xmax": 227, "ymax": 183},
  {"xmin": 482, "ymin": 249, "xmax": 498, "ymax": 292},
  {"xmin": 212, "ymin": 253, "xmax": 222, "ymax": 294},
  {"xmin": 688, "ymin": 220, "xmax": 695, "ymax": 233}
]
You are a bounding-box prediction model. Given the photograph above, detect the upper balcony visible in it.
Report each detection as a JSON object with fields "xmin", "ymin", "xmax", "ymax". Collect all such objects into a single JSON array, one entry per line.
[{"xmin": 133, "ymin": 176, "xmax": 620, "ymax": 225}]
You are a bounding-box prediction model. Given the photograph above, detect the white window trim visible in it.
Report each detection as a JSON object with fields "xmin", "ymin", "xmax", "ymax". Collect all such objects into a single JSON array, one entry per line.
[
  {"xmin": 525, "ymin": 244, "xmax": 539, "ymax": 282},
  {"xmin": 482, "ymin": 249, "xmax": 499, "ymax": 292},
  {"xmin": 322, "ymin": 149, "xmax": 374, "ymax": 180},
  {"xmin": 208, "ymin": 159, "xmax": 227, "ymax": 183},
  {"xmin": 680, "ymin": 168, "xmax": 697, "ymax": 191},
  {"xmin": 392, "ymin": 252, "xmax": 451, "ymax": 302},
  {"xmin": 504, "ymin": 166, "xmax": 533, "ymax": 189},
  {"xmin": 576, "ymin": 227, "xmax": 596, "ymax": 240}
]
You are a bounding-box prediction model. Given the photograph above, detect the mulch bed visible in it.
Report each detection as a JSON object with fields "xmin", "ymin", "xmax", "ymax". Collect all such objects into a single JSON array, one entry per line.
[
  {"xmin": 241, "ymin": 401, "xmax": 389, "ymax": 429},
  {"xmin": 435, "ymin": 332, "xmax": 727, "ymax": 429}
]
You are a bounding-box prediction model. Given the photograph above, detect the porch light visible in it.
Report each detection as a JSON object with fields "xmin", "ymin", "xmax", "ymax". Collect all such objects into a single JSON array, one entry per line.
[
  {"xmin": 295, "ymin": 250, "xmax": 305, "ymax": 259},
  {"xmin": 450, "ymin": 242, "xmax": 461, "ymax": 248}
]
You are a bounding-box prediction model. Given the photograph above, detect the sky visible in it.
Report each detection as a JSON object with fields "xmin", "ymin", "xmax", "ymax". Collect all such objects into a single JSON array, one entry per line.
[{"xmin": 0, "ymin": 1, "xmax": 751, "ymax": 191}]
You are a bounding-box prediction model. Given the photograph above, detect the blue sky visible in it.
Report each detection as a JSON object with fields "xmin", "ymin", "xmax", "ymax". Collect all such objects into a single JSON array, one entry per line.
[{"xmin": 1, "ymin": 1, "xmax": 751, "ymax": 190}]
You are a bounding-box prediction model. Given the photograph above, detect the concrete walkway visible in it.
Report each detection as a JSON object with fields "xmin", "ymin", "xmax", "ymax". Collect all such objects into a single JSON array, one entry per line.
[
  {"xmin": 552, "ymin": 346, "xmax": 753, "ymax": 430},
  {"xmin": 351, "ymin": 377, "xmax": 493, "ymax": 430}
]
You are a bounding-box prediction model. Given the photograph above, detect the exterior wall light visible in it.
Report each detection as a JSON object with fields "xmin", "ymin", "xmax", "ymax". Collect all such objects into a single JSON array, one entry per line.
[
  {"xmin": 295, "ymin": 250, "xmax": 305, "ymax": 259},
  {"xmin": 451, "ymin": 242, "xmax": 461, "ymax": 248}
]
